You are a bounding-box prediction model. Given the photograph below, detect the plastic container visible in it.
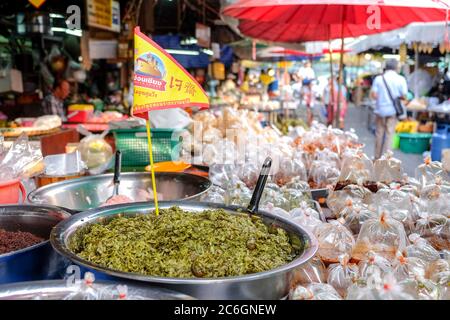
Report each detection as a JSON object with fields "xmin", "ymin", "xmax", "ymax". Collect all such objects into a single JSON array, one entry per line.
[
  {"xmin": 67, "ymin": 104, "xmax": 94, "ymax": 123},
  {"xmin": 399, "ymin": 133, "xmax": 432, "ymax": 154},
  {"xmin": 112, "ymin": 128, "xmax": 182, "ymax": 166},
  {"xmin": 392, "ymin": 133, "xmax": 400, "ymax": 149},
  {"xmin": 431, "ymin": 124, "xmax": 450, "ymax": 161},
  {"xmin": 0, "ymin": 179, "xmax": 26, "ymax": 204}
]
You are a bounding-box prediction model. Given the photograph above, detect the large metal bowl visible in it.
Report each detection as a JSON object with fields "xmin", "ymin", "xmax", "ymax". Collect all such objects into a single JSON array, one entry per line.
[
  {"xmin": 51, "ymin": 201, "xmax": 318, "ymax": 300},
  {"xmin": 0, "ymin": 205, "xmax": 72, "ymax": 284},
  {"xmin": 28, "ymin": 172, "xmax": 211, "ymax": 212}
]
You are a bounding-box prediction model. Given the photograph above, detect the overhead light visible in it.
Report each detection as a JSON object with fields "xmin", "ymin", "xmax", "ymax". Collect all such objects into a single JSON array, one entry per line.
[
  {"xmin": 65, "ymin": 29, "xmax": 82, "ymax": 37},
  {"xmin": 364, "ymin": 53, "xmax": 372, "ymax": 60},
  {"xmin": 200, "ymin": 48, "xmax": 213, "ymax": 56},
  {"xmin": 49, "ymin": 13, "xmax": 65, "ymax": 18},
  {"xmin": 382, "ymin": 54, "xmax": 400, "ymax": 60},
  {"xmin": 51, "ymin": 27, "xmax": 66, "ymax": 33},
  {"xmin": 180, "ymin": 37, "xmax": 198, "ymax": 45},
  {"xmin": 166, "ymin": 49, "xmax": 199, "ymax": 56},
  {"xmin": 50, "ymin": 27, "xmax": 82, "ymax": 37}
]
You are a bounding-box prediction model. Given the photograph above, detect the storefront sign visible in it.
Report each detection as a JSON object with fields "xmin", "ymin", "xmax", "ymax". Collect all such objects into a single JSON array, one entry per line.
[
  {"xmin": 196, "ymin": 23, "xmax": 211, "ymax": 48},
  {"xmin": 86, "ymin": 0, "xmax": 120, "ymax": 33},
  {"xmin": 132, "ymin": 27, "xmax": 209, "ymax": 117}
]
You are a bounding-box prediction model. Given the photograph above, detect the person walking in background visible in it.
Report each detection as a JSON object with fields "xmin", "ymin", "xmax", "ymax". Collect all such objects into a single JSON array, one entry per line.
[
  {"xmin": 371, "ymin": 59, "xmax": 408, "ymax": 159},
  {"xmin": 324, "ymin": 76, "xmax": 348, "ymax": 129},
  {"xmin": 301, "ymin": 79, "xmax": 314, "ymax": 126}
]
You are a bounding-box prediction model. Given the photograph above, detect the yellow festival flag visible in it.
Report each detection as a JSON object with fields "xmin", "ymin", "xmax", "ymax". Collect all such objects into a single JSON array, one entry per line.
[
  {"xmin": 133, "ymin": 27, "xmax": 209, "ymax": 117},
  {"xmin": 132, "ymin": 27, "xmax": 209, "ymax": 215}
]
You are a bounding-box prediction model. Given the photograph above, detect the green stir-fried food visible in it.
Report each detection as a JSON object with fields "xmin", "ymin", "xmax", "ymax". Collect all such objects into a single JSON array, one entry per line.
[{"xmin": 69, "ymin": 207, "xmax": 298, "ymax": 278}]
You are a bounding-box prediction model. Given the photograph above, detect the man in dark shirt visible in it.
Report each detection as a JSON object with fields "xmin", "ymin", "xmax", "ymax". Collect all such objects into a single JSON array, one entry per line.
[{"xmin": 42, "ymin": 79, "xmax": 70, "ymax": 120}]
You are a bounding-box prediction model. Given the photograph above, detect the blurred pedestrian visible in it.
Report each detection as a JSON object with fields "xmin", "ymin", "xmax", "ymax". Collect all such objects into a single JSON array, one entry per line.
[{"xmin": 371, "ymin": 59, "xmax": 408, "ymax": 159}]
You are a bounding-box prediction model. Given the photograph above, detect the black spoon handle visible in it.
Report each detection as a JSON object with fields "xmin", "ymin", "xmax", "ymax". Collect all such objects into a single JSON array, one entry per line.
[
  {"xmin": 247, "ymin": 157, "xmax": 272, "ymax": 215},
  {"xmin": 113, "ymin": 150, "xmax": 122, "ymax": 185}
]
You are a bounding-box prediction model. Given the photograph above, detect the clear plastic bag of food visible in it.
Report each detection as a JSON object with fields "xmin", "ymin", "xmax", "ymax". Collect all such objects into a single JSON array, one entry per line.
[
  {"xmin": 274, "ymin": 158, "xmax": 307, "ymax": 186},
  {"xmin": 237, "ymin": 162, "xmax": 260, "ymax": 189},
  {"xmin": 284, "ymin": 177, "xmax": 312, "ymax": 194},
  {"xmin": 374, "ymin": 188, "xmax": 418, "ymax": 233},
  {"xmin": 208, "ymin": 163, "xmax": 240, "ymax": 189},
  {"xmin": 308, "ymin": 160, "xmax": 340, "ymax": 189},
  {"xmin": 415, "ymin": 157, "xmax": 448, "ymax": 187},
  {"xmin": 224, "ymin": 181, "xmax": 252, "ymax": 207},
  {"xmin": 346, "ymin": 273, "xmax": 417, "ymax": 300},
  {"xmin": 314, "ymin": 148, "xmax": 341, "ymax": 169},
  {"xmin": 77, "ymin": 130, "xmax": 113, "ymax": 170},
  {"xmin": 290, "ymin": 202, "xmax": 324, "ymax": 233},
  {"xmin": 282, "ymin": 187, "xmax": 312, "ymax": 210},
  {"xmin": 200, "ymin": 185, "xmax": 226, "ymax": 204},
  {"xmin": 261, "ymin": 203, "xmax": 291, "ymax": 219},
  {"xmin": 0, "ymin": 133, "xmax": 44, "ymax": 181},
  {"xmin": 326, "ymin": 254, "xmax": 359, "ymax": 298},
  {"xmin": 406, "ymin": 234, "xmax": 441, "ymax": 262},
  {"xmin": 425, "ymin": 259, "xmax": 450, "ymax": 285},
  {"xmin": 291, "ymin": 256, "xmax": 327, "ymax": 285},
  {"xmin": 314, "ymin": 219, "xmax": 355, "ymax": 264},
  {"xmin": 419, "ymin": 183, "xmax": 450, "ymax": 217},
  {"xmin": 358, "ymin": 251, "xmax": 393, "ymax": 280},
  {"xmin": 260, "ymin": 187, "xmax": 290, "ymax": 211},
  {"xmin": 289, "ymin": 283, "xmax": 342, "ymax": 300},
  {"xmin": 414, "ymin": 213, "xmax": 449, "ymax": 251},
  {"xmin": 399, "ymin": 277, "xmax": 443, "ymax": 300},
  {"xmin": 337, "ymin": 151, "xmax": 375, "ymax": 185},
  {"xmin": 373, "ymin": 151, "xmax": 403, "ymax": 183},
  {"xmin": 338, "ymin": 201, "xmax": 377, "ymax": 235},
  {"xmin": 352, "ymin": 211, "xmax": 408, "ymax": 261},
  {"xmin": 392, "ymin": 251, "xmax": 427, "ymax": 281},
  {"xmin": 326, "ymin": 185, "xmax": 373, "ymax": 217}
]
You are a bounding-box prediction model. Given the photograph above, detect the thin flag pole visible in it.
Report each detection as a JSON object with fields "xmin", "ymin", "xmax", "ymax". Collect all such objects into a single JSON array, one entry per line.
[{"xmin": 146, "ymin": 112, "xmax": 159, "ymax": 216}]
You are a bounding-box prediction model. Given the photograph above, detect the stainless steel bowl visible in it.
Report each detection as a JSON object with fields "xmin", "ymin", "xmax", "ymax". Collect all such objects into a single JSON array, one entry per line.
[
  {"xmin": 0, "ymin": 205, "xmax": 72, "ymax": 284},
  {"xmin": 28, "ymin": 172, "xmax": 211, "ymax": 212},
  {"xmin": 51, "ymin": 201, "xmax": 318, "ymax": 300},
  {"xmin": 0, "ymin": 280, "xmax": 194, "ymax": 300}
]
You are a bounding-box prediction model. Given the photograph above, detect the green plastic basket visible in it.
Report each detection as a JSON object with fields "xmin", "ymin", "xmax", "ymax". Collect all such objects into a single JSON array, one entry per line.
[
  {"xmin": 399, "ymin": 133, "xmax": 432, "ymax": 154},
  {"xmin": 112, "ymin": 128, "xmax": 182, "ymax": 166}
]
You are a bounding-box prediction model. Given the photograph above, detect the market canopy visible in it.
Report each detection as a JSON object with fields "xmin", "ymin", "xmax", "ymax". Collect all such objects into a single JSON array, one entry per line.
[
  {"xmin": 223, "ymin": 0, "xmax": 449, "ymax": 42},
  {"xmin": 347, "ymin": 21, "xmax": 450, "ymax": 53}
]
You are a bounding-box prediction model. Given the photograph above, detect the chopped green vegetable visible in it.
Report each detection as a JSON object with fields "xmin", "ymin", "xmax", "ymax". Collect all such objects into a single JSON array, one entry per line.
[{"xmin": 69, "ymin": 207, "xmax": 298, "ymax": 278}]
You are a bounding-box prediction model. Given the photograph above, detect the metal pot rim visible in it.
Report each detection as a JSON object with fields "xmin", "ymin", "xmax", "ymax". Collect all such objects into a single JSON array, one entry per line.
[
  {"xmin": 28, "ymin": 172, "xmax": 212, "ymax": 205},
  {"xmin": 0, "ymin": 204, "xmax": 71, "ymax": 259},
  {"xmin": 51, "ymin": 201, "xmax": 318, "ymax": 284}
]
